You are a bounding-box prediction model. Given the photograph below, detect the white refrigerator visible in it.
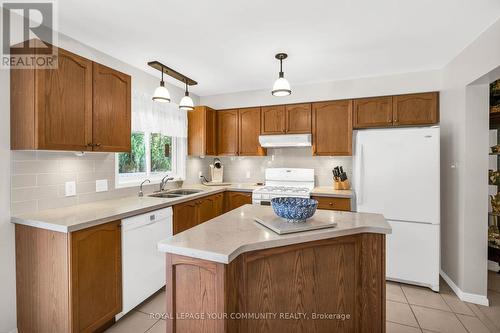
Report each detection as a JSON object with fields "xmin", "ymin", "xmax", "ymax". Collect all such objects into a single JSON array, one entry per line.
[{"xmin": 354, "ymin": 126, "xmax": 440, "ymax": 291}]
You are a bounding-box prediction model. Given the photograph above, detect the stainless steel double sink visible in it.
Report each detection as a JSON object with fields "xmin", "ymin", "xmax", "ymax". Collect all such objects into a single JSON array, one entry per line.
[{"xmin": 149, "ymin": 189, "xmax": 203, "ymax": 198}]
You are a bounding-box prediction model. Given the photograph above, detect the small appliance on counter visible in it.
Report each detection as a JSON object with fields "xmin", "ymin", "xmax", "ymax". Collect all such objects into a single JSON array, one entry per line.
[{"xmin": 210, "ymin": 158, "xmax": 224, "ymax": 183}]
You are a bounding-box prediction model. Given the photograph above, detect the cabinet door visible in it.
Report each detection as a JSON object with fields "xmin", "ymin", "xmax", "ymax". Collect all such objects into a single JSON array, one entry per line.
[
  {"xmin": 214, "ymin": 193, "xmax": 224, "ymax": 216},
  {"xmin": 205, "ymin": 107, "xmax": 217, "ymax": 155},
  {"xmin": 36, "ymin": 48, "xmax": 93, "ymax": 151},
  {"xmin": 286, "ymin": 103, "xmax": 311, "ymax": 133},
  {"xmin": 197, "ymin": 195, "xmax": 219, "ymax": 224},
  {"xmin": 173, "ymin": 200, "xmax": 198, "ymax": 234},
  {"xmin": 225, "ymin": 191, "xmax": 252, "ymax": 212},
  {"xmin": 393, "ymin": 92, "xmax": 439, "ymax": 126},
  {"xmin": 239, "ymin": 107, "xmax": 266, "ymax": 156},
  {"xmin": 312, "ymin": 100, "xmax": 353, "ymax": 156},
  {"xmin": 92, "ymin": 63, "xmax": 131, "ymax": 152},
  {"xmin": 217, "ymin": 110, "xmax": 239, "ymax": 155},
  {"xmin": 188, "ymin": 106, "xmax": 205, "ymax": 156},
  {"xmin": 261, "ymin": 105, "xmax": 286, "ymax": 134},
  {"xmin": 353, "ymin": 96, "xmax": 393, "ymax": 128},
  {"xmin": 70, "ymin": 220, "xmax": 122, "ymax": 333}
]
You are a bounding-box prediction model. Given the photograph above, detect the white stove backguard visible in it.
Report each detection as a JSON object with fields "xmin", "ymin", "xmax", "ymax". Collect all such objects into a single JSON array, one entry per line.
[{"xmin": 264, "ymin": 168, "xmax": 315, "ymax": 190}]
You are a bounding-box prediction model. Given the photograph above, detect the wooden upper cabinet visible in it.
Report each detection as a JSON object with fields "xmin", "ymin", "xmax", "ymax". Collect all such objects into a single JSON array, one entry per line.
[
  {"xmin": 217, "ymin": 109, "xmax": 239, "ymax": 155},
  {"xmin": 353, "ymin": 96, "xmax": 393, "ymax": 128},
  {"xmin": 312, "ymin": 100, "xmax": 353, "ymax": 156},
  {"xmin": 393, "ymin": 92, "xmax": 439, "ymax": 126},
  {"xmin": 239, "ymin": 107, "xmax": 266, "ymax": 156},
  {"xmin": 70, "ymin": 221, "xmax": 122, "ymax": 332},
  {"xmin": 286, "ymin": 103, "xmax": 311, "ymax": 133},
  {"xmin": 188, "ymin": 106, "xmax": 217, "ymax": 156},
  {"xmin": 261, "ymin": 105, "xmax": 286, "ymax": 134},
  {"xmin": 92, "ymin": 63, "xmax": 131, "ymax": 152},
  {"xmin": 11, "ymin": 47, "xmax": 93, "ymax": 150},
  {"xmin": 11, "ymin": 45, "xmax": 131, "ymax": 152}
]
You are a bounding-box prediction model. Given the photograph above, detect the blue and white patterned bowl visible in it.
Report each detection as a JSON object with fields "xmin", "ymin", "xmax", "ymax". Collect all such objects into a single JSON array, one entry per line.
[{"xmin": 271, "ymin": 197, "xmax": 318, "ymax": 223}]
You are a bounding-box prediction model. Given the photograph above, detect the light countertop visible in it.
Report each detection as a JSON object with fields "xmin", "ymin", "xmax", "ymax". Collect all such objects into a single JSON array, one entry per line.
[
  {"xmin": 157, "ymin": 204, "xmax": 389, "ymax": 264},
  {"xmin": 11, "ymin": 183, "xmax": 354, "ymax": 233}
]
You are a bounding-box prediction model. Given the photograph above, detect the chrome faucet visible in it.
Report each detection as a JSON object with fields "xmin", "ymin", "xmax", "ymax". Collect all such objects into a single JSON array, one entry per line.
[
  {"xmin": 138, "ymin": 179, "xmax": 151, "ymax": 197},
  {"xmin": 159, "ymin": 175, "xmax": 175, "ymax": 192}
]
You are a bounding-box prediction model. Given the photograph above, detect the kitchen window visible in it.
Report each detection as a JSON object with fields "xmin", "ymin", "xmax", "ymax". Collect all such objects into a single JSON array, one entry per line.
[{"xmin": 116, "ymin": 91, "xmax": 187, "ymax": 187}]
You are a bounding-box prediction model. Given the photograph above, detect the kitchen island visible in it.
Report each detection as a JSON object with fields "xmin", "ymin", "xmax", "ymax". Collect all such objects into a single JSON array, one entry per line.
[{"xmin": 158, "ymin": 204, "xmax": 391, "ymax": 333}]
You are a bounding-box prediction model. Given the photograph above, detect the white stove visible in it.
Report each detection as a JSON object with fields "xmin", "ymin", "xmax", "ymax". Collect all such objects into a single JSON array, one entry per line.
[{"xmin": 252, "ymin": 168, "xmax": 315, "ymax": 205}]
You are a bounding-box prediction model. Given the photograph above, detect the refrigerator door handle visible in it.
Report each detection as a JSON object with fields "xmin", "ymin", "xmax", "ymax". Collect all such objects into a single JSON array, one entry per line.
[{"xmin": 356, "ymin": 144, "xmax": 364, "ymax": 205}]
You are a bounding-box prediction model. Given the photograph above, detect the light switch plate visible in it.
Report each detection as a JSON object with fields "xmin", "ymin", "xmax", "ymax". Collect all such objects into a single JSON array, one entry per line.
[
  {"xmin": 65, "ymin": 181, "xmax": 76, "ymax": 197},
  {"xmin": 246, "ymin": 171, "xmax": 251, "ymax": 179},
  {"xmin": 96, "ymin": 179, "xmax": 108, "ymax": 192}
]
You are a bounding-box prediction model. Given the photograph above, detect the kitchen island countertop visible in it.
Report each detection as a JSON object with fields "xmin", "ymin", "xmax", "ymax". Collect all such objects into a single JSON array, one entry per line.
[{"xmin": 157, "ymin": 204, "xmax": 390, "ymax": 264}]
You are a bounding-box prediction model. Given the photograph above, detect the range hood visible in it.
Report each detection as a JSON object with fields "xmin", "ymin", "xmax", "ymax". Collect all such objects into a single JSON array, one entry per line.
[{"xmin": 258, "ymin": 134, "xmax": 312, "ymax": 148}]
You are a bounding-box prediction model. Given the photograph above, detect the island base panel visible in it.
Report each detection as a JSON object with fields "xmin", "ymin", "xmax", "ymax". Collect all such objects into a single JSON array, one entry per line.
[{"xmin": 165, "ymin": 233, "xmax": 385, "ymax": 333}]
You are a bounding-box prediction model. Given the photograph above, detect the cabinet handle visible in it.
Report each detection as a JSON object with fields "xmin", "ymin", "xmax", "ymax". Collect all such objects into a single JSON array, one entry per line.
[
  {"xmin": 329, "ymin": 202, "xmax": 333, "ymax": 206},
  {"xmin": 87, "ymin": 143, "xmax": 93, "ymax": 147},
  {"xmin": 95, "ymin": 143, "xmax": 102, "ymax": 147}
]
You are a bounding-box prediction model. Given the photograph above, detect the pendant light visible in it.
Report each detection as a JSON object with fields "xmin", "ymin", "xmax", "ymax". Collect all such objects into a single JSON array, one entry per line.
[
  {"xmin": 152, "ymin": 65, "xmax": 171, "ymax": 103},
  {"xmin": 271, "ymin": 53, "xmax": 291, "ymax": 97},
  {"xmin": 179, "ymin": 81, "xmax": 194, "ymax": 111}
]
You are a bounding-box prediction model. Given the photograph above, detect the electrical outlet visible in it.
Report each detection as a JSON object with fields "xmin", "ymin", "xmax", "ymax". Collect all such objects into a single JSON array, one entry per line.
[
  {"xmin": 65, "ymin": 181, "xmax": 76, "ymax": 197},
  {"xmin": 198, "ymin": 171, "xmax": 203, "ymax": 178},
  {"xmin": 96, "ymin": 179, "xmax": 108, "ymax": 192}
]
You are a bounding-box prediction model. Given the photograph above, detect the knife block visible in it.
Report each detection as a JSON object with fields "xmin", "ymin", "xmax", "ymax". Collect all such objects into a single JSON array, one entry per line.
[{"xmin": 334, "ymin": 179, "xmax": 350, "ymax": 190}]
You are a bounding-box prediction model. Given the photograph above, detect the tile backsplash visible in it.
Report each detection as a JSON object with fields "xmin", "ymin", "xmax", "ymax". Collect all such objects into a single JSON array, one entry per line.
[
  {"xmin": 10, "ymin": 151, "xmax": 166, "ymax": 215},
  {"xmin": 12, "ymin": 148, "xmax": 352, "ymax": 215},
  {"xmin": 185, "ymin": 147, "xmax": 352, "ymax": 187}
]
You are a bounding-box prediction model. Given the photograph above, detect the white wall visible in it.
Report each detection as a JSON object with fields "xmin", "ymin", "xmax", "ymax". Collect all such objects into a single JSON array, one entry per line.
[
  {"xmin": 0, "ymin": 41, "xmax": 16, "ymax": 333},
  {"xmin": 440, "ymin": 17, "xmax": 500, "ymax": 302},
  {"xmin": 200, "ymin": 70, "xmax": 441, "ymax": 109}
]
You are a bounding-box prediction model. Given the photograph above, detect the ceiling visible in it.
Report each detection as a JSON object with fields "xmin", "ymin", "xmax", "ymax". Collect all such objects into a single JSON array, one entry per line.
[{"xmin": 56, "ymin": 0, "xmax": 500, "ymax": 96}]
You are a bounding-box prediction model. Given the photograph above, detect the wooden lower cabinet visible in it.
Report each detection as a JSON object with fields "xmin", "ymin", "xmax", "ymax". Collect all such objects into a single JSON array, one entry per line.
[
  {"xmin": 15, "ymin": 221, "xmax": 122, "ymax": 333},
  {"xmin": 173, "ymin": 193, "xmax": 226, "ymax": 235},
  {"xmin": 173, "ymin": 199, "xmax": 199, "ymax": 235},
  {"xmin": 173, "ymin": 191, "xmax": 252, "ymax": 234},
  {"xmin": 312, "ymin": 196, "xmax": 351, "ymax": 211},
  {"xmin": 166, "ymin": 233, "xmax": 386, "ymax": 333},
  {"xmin": 224, "ymin": 191, "xmax": 252, "ymax": 212}
]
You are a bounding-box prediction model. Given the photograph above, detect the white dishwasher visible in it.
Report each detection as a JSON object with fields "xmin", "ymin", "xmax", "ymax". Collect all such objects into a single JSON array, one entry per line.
[{"xmin": 117, "ymin": 207, "xmax": 173, "ymax": 319}]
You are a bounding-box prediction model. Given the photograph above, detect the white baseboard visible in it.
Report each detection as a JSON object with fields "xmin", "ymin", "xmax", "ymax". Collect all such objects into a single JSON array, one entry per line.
[
  {"xmin": 488, "ymin": 260, "xmax": 499, "ymax": 272},
  {"xmin": 440, "ymin": 270, "xmax": 489, "ymax": 306}
]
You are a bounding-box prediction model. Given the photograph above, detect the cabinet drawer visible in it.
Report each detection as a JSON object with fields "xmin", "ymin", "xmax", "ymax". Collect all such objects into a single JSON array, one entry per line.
[{"xmin": 311, "ymin": 196, "xmax": 351, "ymax": 211}]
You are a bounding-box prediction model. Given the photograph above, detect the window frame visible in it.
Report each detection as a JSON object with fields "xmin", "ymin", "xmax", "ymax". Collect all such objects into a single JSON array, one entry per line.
[{"xmin": 115, "ymin": 131, "xmax": 182, "ymax": 188}]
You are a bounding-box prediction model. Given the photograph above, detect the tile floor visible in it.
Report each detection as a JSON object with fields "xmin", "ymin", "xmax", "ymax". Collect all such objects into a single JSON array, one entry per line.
[{"xmin": 106, "ymin": 271, "xmax": 500, "ymax": 333}]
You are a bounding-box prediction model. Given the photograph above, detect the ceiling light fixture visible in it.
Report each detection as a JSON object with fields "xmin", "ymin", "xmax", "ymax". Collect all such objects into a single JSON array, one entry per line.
[
  {"xmin": 152, "ymin": 65, "xmax": 171, "ymax": 103},
  {"xmin": 148, "ymin": 61, "xmax": 198, "ymax": 107},
  {"xmin": 179, "ymin": 81, "xmax": 194, "ymax": 111},
  {"xmin": 272, "ymin": 53, "xmax": 291, "ymax": 97}
]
